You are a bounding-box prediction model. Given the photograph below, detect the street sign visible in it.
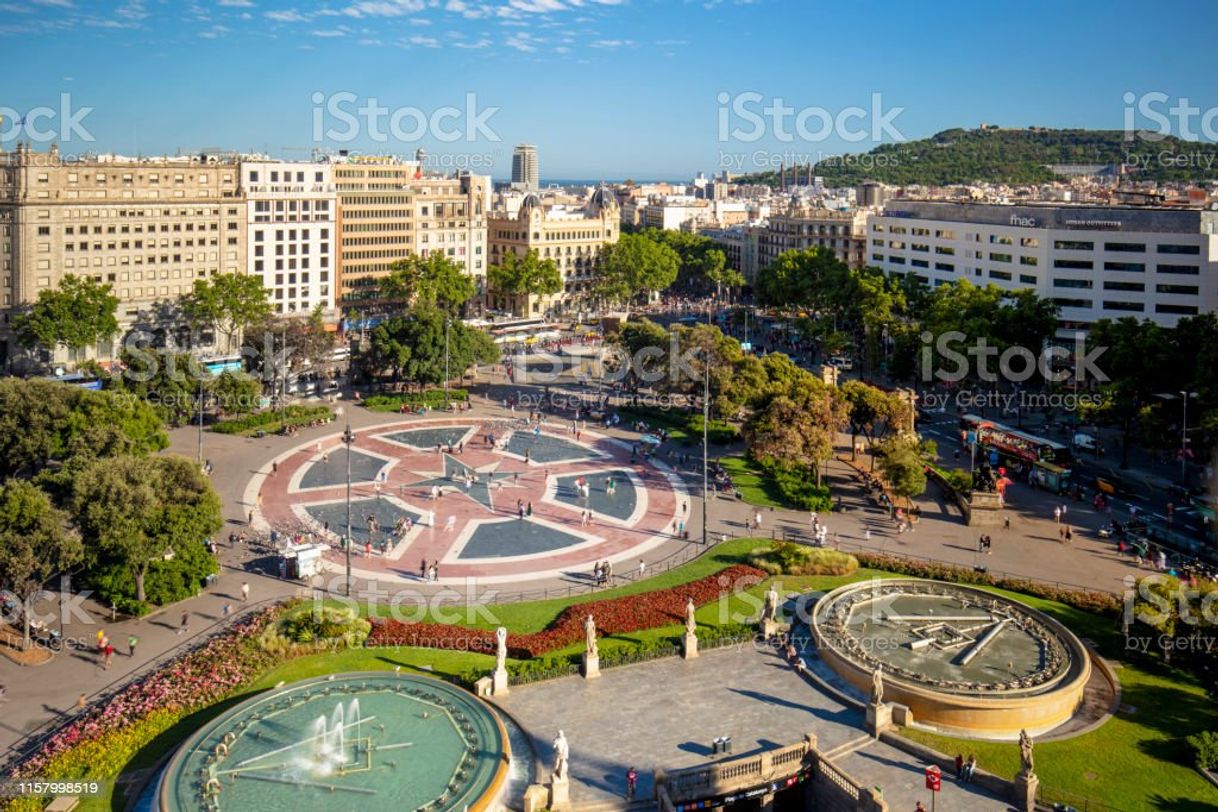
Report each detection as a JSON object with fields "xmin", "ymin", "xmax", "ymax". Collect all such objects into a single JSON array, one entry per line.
[{"xmin": 925, "ymin": 765, "xmax": 941, "ymax": 792}]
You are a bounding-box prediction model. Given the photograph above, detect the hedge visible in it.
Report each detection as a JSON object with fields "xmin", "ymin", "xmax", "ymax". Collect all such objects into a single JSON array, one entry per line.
[
  {"xmin": 211, "ymin": 405, "xmax": 334, "ymax": 435},
  {"xmin": 363, "ymin": 389, "xmax": 470, "ymax": 412}
]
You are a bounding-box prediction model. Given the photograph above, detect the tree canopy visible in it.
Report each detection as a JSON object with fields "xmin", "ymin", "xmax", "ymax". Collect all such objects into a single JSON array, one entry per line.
[
  {"xmin": 488, "ymin": 249, "xmax": 563, "ymax": 299},
  {"xmin": 13, "ymin": 274, "xmax": 120, "ymax": 355},
  {"xmin": 0, "ymin": 479, "xmax": 81, "ymax": 647},
  {"xmin": 378, "ymin": 253, "xmax": 478, "ymax": 317},
  {"xmin": 180, "ymin": 272, "xmax": 273, "ymax": 353},
  {"xmin": 72, "ymin": 454, "xmax": 221, "ymax": 606},
  {"xmin": 595, "ymin": 233, "xmax": 680, "ymax": 311},
  {"xmin": 361, "ymin": 306, "xmax": 499, "ymax": 385}
]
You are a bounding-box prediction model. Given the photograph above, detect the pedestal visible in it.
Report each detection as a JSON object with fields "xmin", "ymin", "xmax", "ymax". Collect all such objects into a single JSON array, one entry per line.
[
  {"xmin": 682, "ymin": 632, "xmax": 699, "ymax": 660},
  {"xmin": 865, "ymin": 702, "xmax": 893, "ymax": 737},
  {"xmin": 492, "ymin": 667, "xmax": 510, "ymax": 696},
  {"xmin": 549, "ymin": 775, "xmax": 571, "ymax": 812},
  {"xmin": 582, "ymin": 652, "xmax": 600, "ymax": 679},
  {"xmin": 1012, "ymin": 771, "xmax": 1038, "ymax": 812},
  {"xmin": 760, "ymin": 618, "xmax": 780, "ymax": 639}
]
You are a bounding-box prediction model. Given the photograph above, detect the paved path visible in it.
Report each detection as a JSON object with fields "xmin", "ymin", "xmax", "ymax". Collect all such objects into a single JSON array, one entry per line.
[
  {"xmin": 0, "ymin": 378, "xmax": 1154, "ymax": 763},
  {"xmin": 497, "ymin": 645, "xmax": 1013, "ymax": 811}
]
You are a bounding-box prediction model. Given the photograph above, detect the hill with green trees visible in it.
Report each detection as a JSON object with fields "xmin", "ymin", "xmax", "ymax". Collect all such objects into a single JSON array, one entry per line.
[{"xmin": 735, "ymin": 127, "xmax": 1218, "ymax": 187}]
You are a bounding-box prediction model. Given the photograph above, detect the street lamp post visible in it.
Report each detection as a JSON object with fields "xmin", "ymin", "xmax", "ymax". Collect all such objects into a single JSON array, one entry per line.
[
  {"xmin": 444, "ymin": 317, "xmax": 451, "ymax": 408},
  {"xmin": 702, "ymin": 349, "xmax": 710, "ymax": 546},
  {"xmin": 1180, "ymin": 390, "xmax": 1194, "ymax": 484},
  {"xmin": 197, "ymin": 374, "xmax": 205, "ymax": 466},
  {"xmin": 280, "ymin": 326, "xmax": 288, "ymax": 427},
  {"xmin": 343, "ymin": 421, "xmax": 355, "ymax": 596}
]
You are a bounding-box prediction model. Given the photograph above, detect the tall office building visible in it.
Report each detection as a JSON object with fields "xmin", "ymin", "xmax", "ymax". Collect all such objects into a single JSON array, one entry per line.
[
  {"xmin": 0, "ymin": 143, "xmax": 247, "ymax": 367},
  {"xmin": 333, "ymin": 156, "xmax": 490, "ymax": 310},
  {"xmin": 242, "ymin": 160, "xmax": 337, "ymax": 317},
  {"xmin": 511, "ymin": 144, "xmax": 539, "ymax": 192}
]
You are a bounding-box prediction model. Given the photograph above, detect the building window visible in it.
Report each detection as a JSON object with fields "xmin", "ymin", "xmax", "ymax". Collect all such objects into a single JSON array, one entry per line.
[
  {"xmin": 1105, "ymin": 242, "xmax": 1145, "ymax": 253},
  {"xmin": 1156, "ymin": 283, "xmax": 1199, "ymax": 296},
  {"xmin": 1103, "ymin": 281, "xmax": 1144, "ymax": 292},
  {"xmin": 1156, "ymin": 303, "xmax": 1199, "ymax": 315},
  {"xmin": 1053, "ymin": 259, "xmax": 1093, "ymax": 270},
  {"xmin": 1157, "ymin": 244, "xmax": 1200, "ymax": 255},
  {"xmin": 1156, "ymin": 264, "xmax": 1199, "ymax": 275},
  {"xmin": 1054, "ymin": 240, "xmax": 1094, "ymax": 251},
  {"xmin": 1103, "ymin": 300, "xmax": 1144, "ymax": 312},
  {"xmin": 1053, "ymin": 278, "xmax": 1093, "ymax": 289},
  {"xmin": 1103, "ymin": 261, "xmax": 1145, "ymax": 272}
]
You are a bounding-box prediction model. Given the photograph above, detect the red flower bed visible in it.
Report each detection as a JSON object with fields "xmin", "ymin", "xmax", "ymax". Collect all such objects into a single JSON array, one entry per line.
[{"xmin": 366, "ymin": 563, "xmax": 766, "ymax": 658}]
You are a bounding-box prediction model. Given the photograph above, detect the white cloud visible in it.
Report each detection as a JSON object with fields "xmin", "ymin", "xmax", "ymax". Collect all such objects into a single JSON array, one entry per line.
[
  {"xmin": 265, "ymin": 9, "xmax": 308, "ymax": 21},
  {"xmin": 342, "ymin": 0, "xmax": 426, "ymax": 16},
  {"xmin": 590, "ymin": 38, "xmax": 631, "ymax": 48},
  {"xmin": 311, "ymin": 28, "xmax": 347, "ymax": 36},
  {"xmin": 407, "ymin": 34, "xmax": 439, "ymax": 46},
  {"xmin": 504, "ymin": 31, "xmax": 538, "ymax": 51},
  {"xmin": 217, "ymin": 0, "xmax": 254, "ymax": 6},
  {"xmin": 199, "ymin": 24, "xmax": 230, "ymax": 37},
  {"xmin": 509, "ymin": 0, "xmax": 564, "ymax": 12},
  {"xmin": 452, "ymin": 36, "xmax": 490, "ymax": 48}
]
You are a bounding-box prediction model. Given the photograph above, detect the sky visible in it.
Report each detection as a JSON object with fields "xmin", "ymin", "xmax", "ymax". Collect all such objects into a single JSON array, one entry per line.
[{"xmin": 3, "ymin": 0, "xmax": 1218, "ymax": 179}]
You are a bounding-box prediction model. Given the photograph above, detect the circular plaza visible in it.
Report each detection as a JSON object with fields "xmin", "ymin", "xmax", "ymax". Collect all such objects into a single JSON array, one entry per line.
[
  {"xmin": 248, "ymin": 418, "xmax": 686, "ymax": 584},
  {"xmin": 810, "ymin": 578, "xmax": 1093, "ymax": 738}
]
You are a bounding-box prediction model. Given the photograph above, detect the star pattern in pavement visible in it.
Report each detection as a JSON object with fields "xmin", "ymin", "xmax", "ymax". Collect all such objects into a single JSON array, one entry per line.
[{"xmin": 405, "ymin": 453, "xmax": 522, "ymax": 512}]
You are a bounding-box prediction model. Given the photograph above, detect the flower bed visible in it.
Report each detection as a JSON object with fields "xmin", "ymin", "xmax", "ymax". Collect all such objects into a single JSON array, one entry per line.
[
  {"xmin": 2, "ymin": 605, "xmax": 291, "ymax": 811},
  {"xmin": 366, "ymin": 563, "xmax": 767, "ymax": 658}
]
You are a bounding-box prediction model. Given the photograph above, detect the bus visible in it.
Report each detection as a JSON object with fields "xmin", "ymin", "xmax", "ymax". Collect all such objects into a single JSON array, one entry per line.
[
  {"xmin": 488, "ymin": 318, "xmax": 561, "ymax": 346},
  {"xmin": 959, "ymin": 415, "xmax": 1072, "ymax": 467},
  {"xmin": 202, "ymin": 355, "xmax": 244, "ymax": 375}
]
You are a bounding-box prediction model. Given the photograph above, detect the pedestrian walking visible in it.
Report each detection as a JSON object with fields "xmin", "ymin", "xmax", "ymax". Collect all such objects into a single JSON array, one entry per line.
[
  {"xmin": 103, "ymin": 642, "xmax": 113, "ymax": 670},
  {"xmin": 954, "ymin": 753, "xmax": 964, "ymax": 779},
  {"xmin": 626, "ymin": 767, "xmax": 638, "ymax": 801},
  {"xmin": 222, "ymin": 602, "xmax": 233, "ymax": 618},
  {"xmin": 178, "ymin": 611, "xmax": 190, "ymax": 635},
  {"xmin": 638, "ymin": 559, "xmax": 646, "ymax": 579},
  {"xmin": 1053, "ymin": 506, "xmax": 1061, "ymax": 524},
  {"xmin": 128, "ymin": 634, "xmax": 139, "ymax": 657},
  {"xmin": 76, "ymin": 693, "xmax": 87, "ymax": 712},
  {"xmin": 241, "ymin": 581, "xmax": 250, "ymax": 601}
]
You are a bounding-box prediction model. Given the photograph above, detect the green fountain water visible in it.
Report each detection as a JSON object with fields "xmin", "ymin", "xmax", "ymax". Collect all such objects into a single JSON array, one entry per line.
[{"xmin": 160, "ymin": 673, "xmax": 507, "ymax": 812}]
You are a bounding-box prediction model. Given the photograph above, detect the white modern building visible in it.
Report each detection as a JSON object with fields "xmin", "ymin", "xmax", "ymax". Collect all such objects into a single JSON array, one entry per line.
[
  {"xmin": 867, "ymin": 201, "xmax": 1218, "ymax": 331},
  {"xmin": 242, "ymin": 160, "xmax": 337, "ymax": 316}
]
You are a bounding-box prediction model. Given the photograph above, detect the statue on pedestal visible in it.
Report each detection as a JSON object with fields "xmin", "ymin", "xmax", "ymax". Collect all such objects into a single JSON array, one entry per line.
[
  {"xmin": 552, "ymin": 730, "xmax": 570, "ymax": 780},
  {"xmin": 584, "ymin": 615, "xmax": 598, "ymax": 658},
  {"xmin": 871, "ymin": 667, "xmax": 884, "ymax": 705},
  {"xmin": 763, "ymin": 586, "xmax": 779, "ymax": 622},
  {"xmin": 495, "ymin": 626, "xmax": 508, "ymax": 672},
  {"xmin": 685, "ymin": 597, "xmax": 697, "ymax": 635},
  {"xmin": 1019, "ymin": 729, "xmax": 1035, "ymax": 775}
]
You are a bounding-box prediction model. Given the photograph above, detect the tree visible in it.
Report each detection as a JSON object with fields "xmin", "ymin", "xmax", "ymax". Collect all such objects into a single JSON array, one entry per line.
[
  {"xmin": 488, "ymin": 250, "xmax": 563, "ymax": 315},
  {"xmin": 744, "ymin": 375, "xmax": 843, "ymax": 485},
  {"xmin": 378, "ymin": 254, "xmax": 478, "ymax": 317},
  {"xmin": 361, "ymin": 307, "xmax": 499, "ymax": 385},
  {"xmin": 72, "ymin": 455, "xmax": 222, "ymax": 605},
  {"xmin": 13, "ymin": 274, "xmax": 120, "ymax": 357},
  {"xmin": 243, "ymin": 306, "xmax": 337, "ymax": 391},
  {"xmin": 210, "ymin": 371, "xmax": 261, "ymax": 415},
  {"xmin": 754, "ymin": 247, "xmax": 851, "ymax": 315},
  {"xmin": 0, "ymin": 378, "xmax": 167, "ymax": 481},
  {"xmin": 876, "ymin": 434, "xmax": 935, "ymax": 502},
  {"xmin": 595, "ymin": 233, "xmax": 679, "ymax": 313},
  {"xmin": 0, "ymin": 480, "xmax": 81, "ymax": 648},
  {"xmin": 841, "ymin": 380, "xmax": 912, "ymax": 467},
  {"xmin": 609, "ymin": 318, "xmax": 672, "ymax": 390},
  {"xmin": 1088, "ymin": 318, "xmax": 1173, "ymax": 468},
  {"xmin": 180, "ymin": 273, "xmax": 273, "ymax": 353}
]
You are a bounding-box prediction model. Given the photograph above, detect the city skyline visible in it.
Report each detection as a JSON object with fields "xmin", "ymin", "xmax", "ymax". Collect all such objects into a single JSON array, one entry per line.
[{"xmin": 3, "ymin": 0, "xmax": 1218, "ymax": 177}]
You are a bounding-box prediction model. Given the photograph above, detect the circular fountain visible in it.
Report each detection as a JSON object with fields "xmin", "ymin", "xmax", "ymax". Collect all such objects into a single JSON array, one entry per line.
[
  {"xmin": 160, "ymin": 673, "xmax": 510, "ymax": 812},
  {"xmin": 810, "ymin": 579, "xmax": 1091, "ymax": 738}
]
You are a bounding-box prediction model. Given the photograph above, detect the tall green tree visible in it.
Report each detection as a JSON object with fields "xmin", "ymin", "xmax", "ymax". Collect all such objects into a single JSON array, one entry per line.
[
  {"xmin": 488, "ymin": 250, "xmax": 563, "ymax": 314},
  {"xmin": 13, "ymin": 274, "xmax": 120, "ymax": 358},
  {"xmin": 72, "ymin": 455, "xmax": 222, "ymax": 605},
  {"xmin": 180, "ymin": 273, "xmax": 273, "ymax": 353},
  {"xmin": 0, "ymin": 480, "xmax": 81, "ymax": 648},
  {"xmin": 744, "ymin": 374, "xmax": 843, "ymax": 486},
  {"xmin": 754, "ymin": 247, "xmax": 851, "ymax": 315},
  {"xmin": 595, "ymin": 233, "xmax": 680, "ymax": 314},
  {"xmin": 361, "ymin": 307, "xmax": 499, "ymax": 385},
  {"xmin": 378, "ymin": 254, "xmax": 478, "ymax": 317},
  {"xmin": 876, "ymin": 434, "xmax": 936, "ymax": 502},
  {"xmin": 1088, "ymin": 318, "xmax": 1173, "ymax": 468},
  {"xmin": 841, "ymin": 380, "xmax": 912, "ymax": 466},
  {"xmin": 0, "ymin": 379, "xmax": 167, "ymax": 480}
]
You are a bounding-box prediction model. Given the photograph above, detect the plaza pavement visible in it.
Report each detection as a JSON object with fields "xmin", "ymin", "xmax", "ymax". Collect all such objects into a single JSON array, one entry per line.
[
  {"xmin": 0, "ymin": 377, "xmax": 1148, "ymax": 767},
  {"xmin": 497, "ymin": 645, "xmax": 1014, "ymax": 811}
]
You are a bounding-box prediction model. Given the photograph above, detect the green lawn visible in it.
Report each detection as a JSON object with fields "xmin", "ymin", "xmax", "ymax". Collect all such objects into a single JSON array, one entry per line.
[
  {"xmin": 718, "ymin": 454, "xmax": 786, "ymax": 508},
  {"xmin": 94, "ymin": 540, "xmax": 1218, "ymax": 812}
]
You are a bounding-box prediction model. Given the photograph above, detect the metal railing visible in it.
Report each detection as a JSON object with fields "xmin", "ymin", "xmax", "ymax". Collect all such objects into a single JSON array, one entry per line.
[{"xmin": 1037, "ymin": 783, "xmax": 1131, "ymax": 812}]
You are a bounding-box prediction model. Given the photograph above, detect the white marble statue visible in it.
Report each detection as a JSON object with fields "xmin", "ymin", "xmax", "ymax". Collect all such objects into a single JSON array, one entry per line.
[
  {"xmin": 584, "ymin": 614, "xmax": 598, "ymax": 658},
  {"xmin": 552, "ymin": 729, "xmax": 570, "ymax": 780},
  {"xmin": 495, "ymin": 626, "xmax": 508, "ymax": 672}
]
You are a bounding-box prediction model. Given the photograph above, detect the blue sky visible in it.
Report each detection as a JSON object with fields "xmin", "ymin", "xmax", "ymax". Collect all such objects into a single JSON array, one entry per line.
[{"xmin": 4, "ymin": 0, "xmax": 1218, "ymax": 178}]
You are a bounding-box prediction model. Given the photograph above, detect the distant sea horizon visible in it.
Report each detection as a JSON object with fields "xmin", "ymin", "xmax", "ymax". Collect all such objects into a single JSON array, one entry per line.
[{"xmin": 495, "ymin": 178, "xmax": 686, "ymax": 187}]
